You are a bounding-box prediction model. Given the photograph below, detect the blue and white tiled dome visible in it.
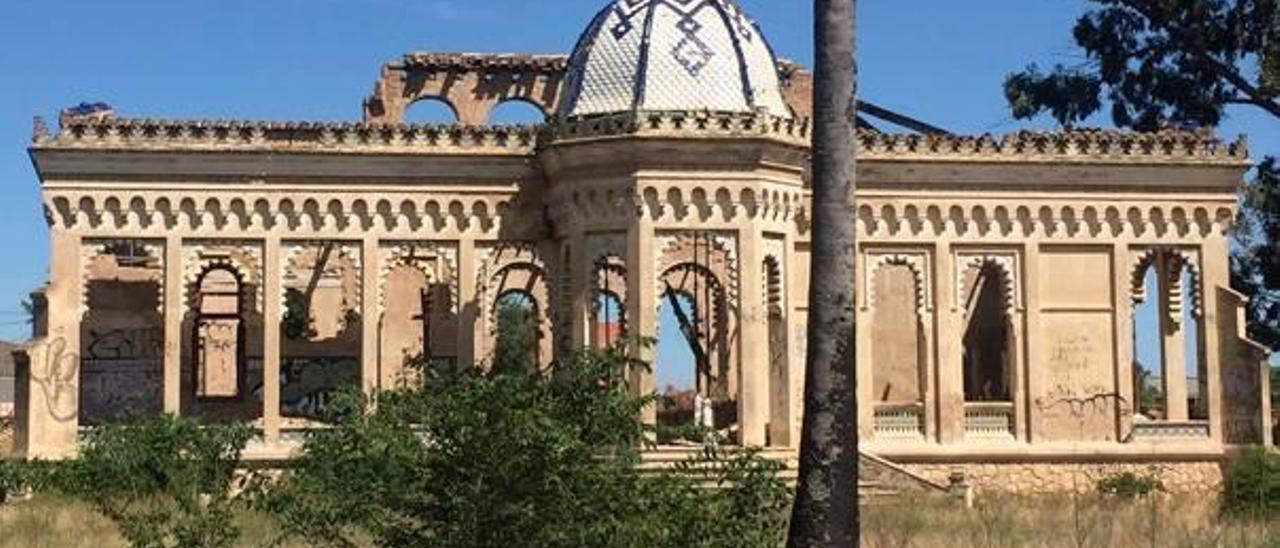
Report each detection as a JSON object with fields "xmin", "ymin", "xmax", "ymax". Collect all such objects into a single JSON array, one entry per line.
[{"xmin": 558, "ymin": 0, "xmax": 791, "ymax": 119}]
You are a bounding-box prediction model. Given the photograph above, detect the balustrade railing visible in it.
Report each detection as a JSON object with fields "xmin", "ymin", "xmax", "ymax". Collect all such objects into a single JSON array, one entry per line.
[
  {"xmin": 1128, "ymin": 420, "xmax": 1211, "ymax": 441},
  {"xmin": 873, "ymin": 403, "xmax": 925, "ymax": 440},
  {"xmin": 964, "ymin": 402, "xmax": 1015, "ymax": 439}
]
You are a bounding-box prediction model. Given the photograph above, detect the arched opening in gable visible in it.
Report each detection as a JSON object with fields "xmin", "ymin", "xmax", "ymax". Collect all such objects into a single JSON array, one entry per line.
[{"xmin": 405, "ymin": 97, "xmax": 459, "ymax": 125}]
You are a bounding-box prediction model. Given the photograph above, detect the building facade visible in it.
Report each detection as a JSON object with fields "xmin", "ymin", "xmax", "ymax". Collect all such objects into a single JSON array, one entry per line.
[{"xmin": 11, "ymin": 0, "xmax": 1274, "ymax": 492}]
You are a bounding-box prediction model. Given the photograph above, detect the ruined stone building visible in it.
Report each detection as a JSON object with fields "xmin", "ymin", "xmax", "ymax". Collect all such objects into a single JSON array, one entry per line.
[{"xmin": 10, "ymin": 0, "xmax": 1274, "ymax": 492}]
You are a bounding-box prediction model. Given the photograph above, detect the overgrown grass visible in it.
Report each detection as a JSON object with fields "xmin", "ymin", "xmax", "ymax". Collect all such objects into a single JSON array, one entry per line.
[
  {"xmin": 6, "ymin": 492, "xmax": 1278, "ymax": 548},
  {"xmin": 0, "ymin": 497, "xmax": 305, "ymax": 548},
  {"xmin": 862, "ymin": 494, "xmax": 1279, "ymax": 548}
]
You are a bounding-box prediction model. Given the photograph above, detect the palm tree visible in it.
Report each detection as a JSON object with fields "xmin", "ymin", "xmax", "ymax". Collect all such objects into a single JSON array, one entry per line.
[{"xmin": 787, "ymin": 0, "xmax": 859, "ymax": 546}]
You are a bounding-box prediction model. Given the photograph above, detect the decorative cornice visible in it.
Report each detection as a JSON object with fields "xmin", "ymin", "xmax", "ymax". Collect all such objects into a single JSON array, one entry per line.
[
  {"xmin": 35, "ymin": 117, "xmax": 539, "ymax": 155},
  {"xmin": 550, "ymin": 110, "xmax": 810, "ymax": 146},
  {"xmin": 39, "ymin": 113, "xmax": 1247, "ymax": 167},
  {"xmin": 858, "ymin": 129, "xmax": 1249, "ymax": 165},
  {"xmin": 399, "ymin": 52, "xmax": 568, "ymax": 72}
]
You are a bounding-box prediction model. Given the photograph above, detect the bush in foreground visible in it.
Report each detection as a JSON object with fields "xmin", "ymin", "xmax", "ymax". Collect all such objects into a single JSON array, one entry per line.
[
  {"xmin": 1222, "ymin": 446, "xmax": 1280, "ymax": 518},
  {"xmin": 48, "ymin": 416, "xmax": 253, "ymax": 548},
  {"xmin": 253, "ymin": 346, "xmax": 790, "ymax": 548}
]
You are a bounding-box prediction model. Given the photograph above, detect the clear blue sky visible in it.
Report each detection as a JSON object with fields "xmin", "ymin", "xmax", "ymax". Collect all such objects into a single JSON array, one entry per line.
[{"xmin": 0, "ymin": 1, "xmax": 1275, "ymax": 385}]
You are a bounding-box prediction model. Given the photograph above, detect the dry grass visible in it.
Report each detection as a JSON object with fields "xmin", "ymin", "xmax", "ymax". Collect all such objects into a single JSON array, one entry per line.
[
  {"xmin": 862, "ymin": 494, "xmax": 1280, "ymax": 548},
  {"xmin": 0, "ymin": 497, "xmax": 306, "ymax": 548},
  {"xmin": 2, "ymin": 492, "xmax": 1278, "ymax": 547},
  {"xmin": 0, "ymin": 419, "xmax": 12, "ymax": 457}
]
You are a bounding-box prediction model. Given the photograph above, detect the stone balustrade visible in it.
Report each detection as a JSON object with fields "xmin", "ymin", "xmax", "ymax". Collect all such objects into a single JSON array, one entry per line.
[{"xmin": 964, "ymin": 402, "xmax": 1016, "ymax": 440}]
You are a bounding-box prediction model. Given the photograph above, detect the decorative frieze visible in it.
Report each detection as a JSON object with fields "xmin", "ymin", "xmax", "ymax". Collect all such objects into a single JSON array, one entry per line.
[{"xmin": 43, "ymin": 192, "xmax": 517, "ymax": 238}]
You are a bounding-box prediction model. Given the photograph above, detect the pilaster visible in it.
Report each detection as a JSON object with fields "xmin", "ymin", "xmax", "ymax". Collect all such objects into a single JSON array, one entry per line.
[
  {"xmin": 934, "ymin": 240, "xmax": 962, "ymax": 444},
  {"xmin": 1201, "ymin": 236, "xmax": 1227, "ymax": 442},
  {"xmin": 1112, "ymin": 243, "xmax": 1135, "ymax": 440},
  {"xmin": 456, "ymin": 238, "xmax": 478, "ymax": 368},
  {"xmin": 1022, "ymin": 243, "xmax": 1041, "ymax": 442},
  {"xmin": 361, "ymin": 237, "xmax": 379, "ymax": 393},
  {"xmin": 628, "ymin": 220, "xmax": 657, "ymax": 427},
  {"xmin": 163, "ymin": 235, "xmax": 183, "ymax": 414},
  {"xmin": 737, "ymin": 228, "xmax": 768, "ymax": 447},
  {"xmin": 262, "ymin": 237, "xmax": 282, "ymax": 442}
]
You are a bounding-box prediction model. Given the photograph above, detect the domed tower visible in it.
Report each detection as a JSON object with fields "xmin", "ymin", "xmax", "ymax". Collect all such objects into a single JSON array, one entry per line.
[{"xmin": 541, "ymin": 0, "xmax": 810, "ymax": 448}]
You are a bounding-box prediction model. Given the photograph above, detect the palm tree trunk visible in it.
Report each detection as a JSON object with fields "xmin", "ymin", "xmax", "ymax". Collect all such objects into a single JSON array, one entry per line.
[{"xmin": 787, "ymin": 0, "xmax": 859, "ymax": 546}]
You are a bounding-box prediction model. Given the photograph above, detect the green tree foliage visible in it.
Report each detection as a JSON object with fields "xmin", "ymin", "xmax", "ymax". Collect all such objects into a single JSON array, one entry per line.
[
  {"xmin": 1005, "ymin": 0, "xmax": 1280, "ymax": 347},
  {"xmin": 255, "ymin": 346, "xmax": 791, "ymax": 548},
  {"xmin": 49, "ymin": 416, "xmax": 253, "ymax": 548}
]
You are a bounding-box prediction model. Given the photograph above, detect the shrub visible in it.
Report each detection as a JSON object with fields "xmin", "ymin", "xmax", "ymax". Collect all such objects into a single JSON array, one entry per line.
[
  {"xmin": 0, "ymin": 457, "xmax": 25, "ymax": 504},
  {"xmin": 51, "ymin": 416, "xmax": 253, "ymax": 548},
  {"xmin": 1222, "ymin": 446, "xmax": 1280, "ymax": 518},
  {"xmin": 256, "ymin": 346, "xmax": 790, "ymax": 548},
  {"xmin": 1096, "ymin": 472, "xmax": 1164, "ymax": 499}
]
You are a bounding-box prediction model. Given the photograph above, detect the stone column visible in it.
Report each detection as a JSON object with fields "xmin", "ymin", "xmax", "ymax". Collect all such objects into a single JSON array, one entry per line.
[
  {"xmin": 163, "ymin": 236, "xmax": 183, "ymax": 414},
  {"xmin": 262, "ymin": 238, "xmax": 282, "ymax": 442},
  {"xmin": 1157, "ymin": 252, "xmax": 1189, "ymax": 421},
  {"xmin": 627, "ymin": 222, "xmax": 657, "ymax": 427},
  {"xmin": 16, "ymin": 230, "xmax": 82, "ymax": 458},
  {"xmin": 934, "ymin": 240, "xmax": 963, "ymax": 444},
  {"xmin": 737, "ymin": 228, "xmax": 768, "ymax": 447},
  {"xmin": 361, "ymin": 238, "xmax": 379, "ymax": 393},
  {"xmin": 456, "ymin": 238, "xmax": 478, "ymax": 368}
]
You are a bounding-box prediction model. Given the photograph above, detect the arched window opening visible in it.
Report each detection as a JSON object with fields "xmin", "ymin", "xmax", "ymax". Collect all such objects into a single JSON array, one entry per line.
[
  {"xmin": 280, "ymin": 243, "xmax": 362, "ymax": 422},
  {"xmin": 656, "ymin": 290, "xmax": 702, "ymax": 442},
  {"xmin": 591, "ymin": 256, "xmax": 627, "ymax": 349},
  {"xmin": 594, "ymin": 291, "xmax": 625, "ymax": 348},
  {"xmin": 405, "ymin": 97, "xmax": 459, "ymax": 125},
  {"xmin": 1131, "ymin": 250, "xmax": 1205, "ymax": 424},
  {"xmin": 488, "ymin": 99, "xmax": 547, "ymax": 125},
  {"xmin": 1133, "ymin": 264, "xmax": 1165, "ymax": 419},
  {"xmin": 962, "ymin": 263, "xmax": 1012, "ymax": 403},
  {"xmin": 494, "ymin": 290, "xmax": 540, "ymax": 373},
  {"xmin": 195, "ymin": 268, "xmax": 244, "ymax": 399},
  {"xmin": 80, "ymin": 242, "xmax": 163, "ymax": 425}
]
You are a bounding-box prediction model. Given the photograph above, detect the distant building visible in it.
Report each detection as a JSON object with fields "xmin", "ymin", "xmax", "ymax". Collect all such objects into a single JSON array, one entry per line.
[
  {"xmin": 0, "ymin": 341, "xmax": 16, "ymax": 419},
  {"xmin": 10, "ymin": 0, "xmax": 1274, "ymax": 494}
]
